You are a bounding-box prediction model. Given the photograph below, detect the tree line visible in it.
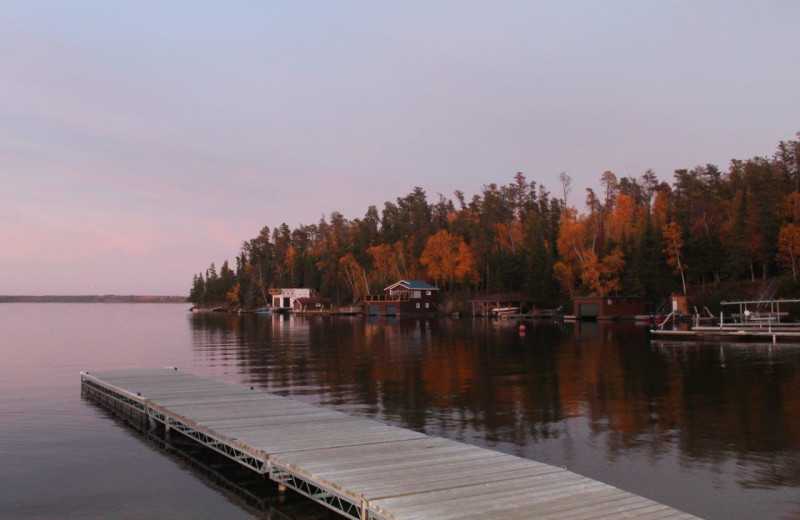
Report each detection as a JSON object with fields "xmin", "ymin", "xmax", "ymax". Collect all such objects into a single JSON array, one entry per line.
[{"xmin": 189, "ymin": 133, "xmax": 800, "ymax": 309}]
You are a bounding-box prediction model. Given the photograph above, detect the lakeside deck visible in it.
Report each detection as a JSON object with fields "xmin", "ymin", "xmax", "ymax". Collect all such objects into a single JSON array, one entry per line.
[{"xmin": 81, "ymin": 368, "xmax": 700, "ymax": 520}]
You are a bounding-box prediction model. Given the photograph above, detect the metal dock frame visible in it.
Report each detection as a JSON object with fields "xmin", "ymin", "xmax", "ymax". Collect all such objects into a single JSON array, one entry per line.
[
  {"xmin": 81, "ymin": 371, "xmax": 373, "ymax": 520},
  {"xmin": 81, "ymin": 369, "xmax": 700, "ymax": 520}
]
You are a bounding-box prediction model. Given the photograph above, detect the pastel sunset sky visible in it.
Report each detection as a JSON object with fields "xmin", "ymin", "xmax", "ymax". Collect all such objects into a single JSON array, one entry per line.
[{"xmin": 2, "ymin": 1, "xmax": 798, "ymax": 295}]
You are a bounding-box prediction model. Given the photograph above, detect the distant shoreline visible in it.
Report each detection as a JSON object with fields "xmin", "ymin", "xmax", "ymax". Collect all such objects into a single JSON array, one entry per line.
[{"xmin": 0, "ymin": 295, "xmax": 187, "ymax": 303}]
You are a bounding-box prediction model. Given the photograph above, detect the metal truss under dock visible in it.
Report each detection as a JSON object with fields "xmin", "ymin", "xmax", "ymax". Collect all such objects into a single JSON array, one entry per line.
[{"xmin": 81, "ymin": 369, "xmax": 699, "ymax": 520}]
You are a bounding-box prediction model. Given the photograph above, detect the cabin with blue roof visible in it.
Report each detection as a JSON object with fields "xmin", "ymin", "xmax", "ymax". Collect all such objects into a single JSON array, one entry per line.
[{"xmin": 364, "ymin": 279, "xmax": 439, "ymax": 316}]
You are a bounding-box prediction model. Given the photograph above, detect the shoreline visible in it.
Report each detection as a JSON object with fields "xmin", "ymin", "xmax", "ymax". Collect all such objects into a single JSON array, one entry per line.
[{"xmin": 0, "ymin": 295, "xmax": 187, "ymax": 303}]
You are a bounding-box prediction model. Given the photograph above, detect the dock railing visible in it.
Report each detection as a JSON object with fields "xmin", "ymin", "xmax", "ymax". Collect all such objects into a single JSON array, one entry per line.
[{"xmin": 363, "ymin": 293, "xmax": 410, "ymax": 302}]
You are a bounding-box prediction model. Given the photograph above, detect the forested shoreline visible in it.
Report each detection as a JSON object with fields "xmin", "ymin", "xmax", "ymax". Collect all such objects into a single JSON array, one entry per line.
[{"xmin": 189, "ymin": 134, "xmax": 800, "ymax": 311}]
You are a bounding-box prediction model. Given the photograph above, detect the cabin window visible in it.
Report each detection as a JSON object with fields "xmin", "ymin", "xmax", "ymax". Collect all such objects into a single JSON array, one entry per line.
[
  {"xmin": 425, "ymin": 303, "xmax": 429, "ymax": 309},
  {"xmin": 416, "ymin": 303, "xmax": 420, "ymax": 309},
  {"xmin": 426, "ymin": 291, "xmax": 431, "ymax": 296},
  {"xmin": 413, "ymin": 291, "xmax": 421, "ymax": 299}
]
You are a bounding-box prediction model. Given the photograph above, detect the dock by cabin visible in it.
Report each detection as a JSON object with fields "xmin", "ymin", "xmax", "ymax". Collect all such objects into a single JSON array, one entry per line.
[
  {"xmin": 651, "ymin": 298, "xmax": 800, "ymax": 343},
  {"xmin": 469, "ymin": 293, "xmax": 534, "ymax": 317},
  {"xmin": 363, "ymin": 280, "xmax": 439, "ymax": 317}
]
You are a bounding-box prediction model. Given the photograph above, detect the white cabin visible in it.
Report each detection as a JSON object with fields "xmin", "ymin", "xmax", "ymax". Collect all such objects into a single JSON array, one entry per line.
[{"xmin": 269, "ymin": 288, "xmax": 314, "ymax": 309}]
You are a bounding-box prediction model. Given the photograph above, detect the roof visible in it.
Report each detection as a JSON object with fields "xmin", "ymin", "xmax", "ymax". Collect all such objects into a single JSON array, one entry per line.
[{"xmin": 385, "ymin": 280, "xmax": 439, "ymax": 291}]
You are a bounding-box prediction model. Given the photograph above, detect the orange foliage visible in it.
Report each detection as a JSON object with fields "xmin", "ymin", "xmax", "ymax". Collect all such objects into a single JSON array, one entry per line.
[
  {"xmin": 555, "ymin": 210, "xmax": 625, "ymax": 296},
  {"xmin": 420, "ymin": 230, "xmax": 479, "ymax": 287},
  {"xmin": 225, "ymin": 282, "xmax": 240, "ymax": 306},
  {"xmin": 553, "ymin": 261, "xmax": 576, "ymax": 297},
  {"xmin": 652, "ymin": 189, "xmax": 670, "ymax": 225},
  {"xmin": 494, "ymin": 221, "xmax": 524, "ymax": 254},
  {"xmin": 284, "ymin": 245, "xmax": 296, "ymax": 270},
  {"xmin": 608, "ymin": 194, "xmax": 635, "ymax": 244},
  {"xmin": 662, "ymin": 221, "xmax": 687, "ymax": 294},
  {"xmin": 780, "ymin": 192, "xmax": 800, "ymax": 222},
  {"xmin": 339, "ymin": 253, "xmax": 369, "ymax": 300},
  {"xmin": 777, "ymin": 223, "xmax": 800, "ymax": 282},
  {"xmin": 367, "ymin": 243, "xmax": 400, "ymax": 288}
]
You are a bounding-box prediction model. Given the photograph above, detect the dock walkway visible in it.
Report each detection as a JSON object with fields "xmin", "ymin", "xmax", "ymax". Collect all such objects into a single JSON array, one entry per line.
[{"xmin": 81, "ymin": 368, "xmax": 699, "ymax": 520}]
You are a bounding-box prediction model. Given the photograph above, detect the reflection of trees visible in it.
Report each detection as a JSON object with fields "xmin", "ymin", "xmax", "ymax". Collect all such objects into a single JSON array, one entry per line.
[
  {"xmin": 189, "ymin": 315, "xmax": 800, "ymax": 491},
  {"xmin": 657, "ymin": 342, "xmax": 800, "ymax": 489}
]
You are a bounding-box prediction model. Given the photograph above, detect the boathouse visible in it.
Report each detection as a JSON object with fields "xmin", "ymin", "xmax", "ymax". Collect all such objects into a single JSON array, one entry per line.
[
  {"xmin": 293, "ymin": 297, "xmax": 333, "ymax": 313},
  {"xmin": 364, "ymin": 280, "xmax": 439, "ymax": 316},
  {"xmin": 469, "ymin": 293, "xmax": 534, "ymax": 316},
  {"xmin": 269, "ymin": 288, "xmax": 315, "ymax": 310},
  {"xmin": 573, "ymin": 296, "xmax": 645, "ymax": 320}
]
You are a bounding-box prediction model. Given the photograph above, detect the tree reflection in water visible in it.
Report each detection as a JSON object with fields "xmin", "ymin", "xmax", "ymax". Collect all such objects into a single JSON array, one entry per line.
[{"xmin": 189, "ymin": 313, "xmax": 800, "ymax": 520}]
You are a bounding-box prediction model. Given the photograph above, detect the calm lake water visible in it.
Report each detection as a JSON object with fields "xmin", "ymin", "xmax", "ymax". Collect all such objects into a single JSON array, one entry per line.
[{"xmin": 1, "ymin": 303, "xmax": 798, "ymax": 519}]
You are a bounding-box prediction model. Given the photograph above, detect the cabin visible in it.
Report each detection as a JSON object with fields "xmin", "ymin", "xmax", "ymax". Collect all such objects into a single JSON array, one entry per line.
[
  {"xmin": 469, "ymin": 293, "xmax": 534, "ymax": 317},
  {"xmin": 293, "ymin": 297, "xmax": 333, "ymax": 313},
  {"xmin": 573, "ymin": 296, "xmax": 646, "ymax": 320},
  {"xmin": 364, "ymin": 280, "xmax": 439, "ymax": 317},
  {"xmin": 269, "ymin": 288, "xmax": 315, "ymax": 310}
]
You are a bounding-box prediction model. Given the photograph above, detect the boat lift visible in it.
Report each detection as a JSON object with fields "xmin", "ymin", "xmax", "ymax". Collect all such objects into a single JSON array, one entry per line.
[{"xmin": 719, "ymin": 298, "xmax": 800, "ymax": 329}]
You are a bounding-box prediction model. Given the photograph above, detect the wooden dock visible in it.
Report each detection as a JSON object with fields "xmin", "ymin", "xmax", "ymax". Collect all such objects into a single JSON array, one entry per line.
[
  {"xmin": 651, "ymin": 326, "xmax": 800, "ymax": 343},
  {"xmin": 81, "ymin": 368, "xmax": 700, "ymax": 520}
]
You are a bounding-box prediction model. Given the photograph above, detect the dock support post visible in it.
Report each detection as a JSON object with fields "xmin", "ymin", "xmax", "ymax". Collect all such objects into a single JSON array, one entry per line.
[{"xmin": 360, "ymin": 494, "xmax": 368, "ymax": 520}]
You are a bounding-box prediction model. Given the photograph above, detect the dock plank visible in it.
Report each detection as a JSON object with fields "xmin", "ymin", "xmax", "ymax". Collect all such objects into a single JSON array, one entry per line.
[{"xmin": 81, "ymin": 368, "xmax": 701, "ymax": 520}]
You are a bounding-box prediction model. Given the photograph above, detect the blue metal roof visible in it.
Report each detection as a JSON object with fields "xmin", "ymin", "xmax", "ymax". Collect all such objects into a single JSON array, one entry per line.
[{"xmin": 387, "ymin": 280, "xmax": 439, "ymax": 291}]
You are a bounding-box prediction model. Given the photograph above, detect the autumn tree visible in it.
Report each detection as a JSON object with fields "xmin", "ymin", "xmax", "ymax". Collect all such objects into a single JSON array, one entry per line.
[
  {"xmin": 226, "ymin": 282, "xmax": 241, "ymax": 307},
  {"xmin": 339, "ymin": 253, "xmax": 370, "ymax": 301},
  {"xmin": 777, "ymin": 224, "xmax": 800, "ymax": 282},
  {"xmin": 662, "ymin": 221, "xmax": 687, "ymax": 295},
  {"xmin": 188, "ymin": 131, "xmax": 800, "ymax": 308},
  {"xmin": 420, "ymin": 230, "xmax": 479, "ymax": 288},
  {"xmin": 367, "ymin": 243, "xmax": 398, "ymax": 290}
]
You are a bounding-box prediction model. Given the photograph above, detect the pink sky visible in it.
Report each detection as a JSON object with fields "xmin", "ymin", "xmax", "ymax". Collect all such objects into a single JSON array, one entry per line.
[{"xmin": 1, "ymin": 2, "xmax": 798, "ymax": 295}]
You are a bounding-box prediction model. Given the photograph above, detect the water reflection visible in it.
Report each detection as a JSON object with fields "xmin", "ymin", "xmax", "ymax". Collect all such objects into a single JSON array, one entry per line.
[
  {"xmin": 188, "ymin": 313, "xmax": 800, "ymax": 519},
  {"xmin": 83, "ymin": 398, "xmax": 338, "ymax": 520}
]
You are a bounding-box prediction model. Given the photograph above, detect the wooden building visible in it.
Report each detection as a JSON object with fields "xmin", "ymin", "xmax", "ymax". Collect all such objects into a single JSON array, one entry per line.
[
  {"xmin": 364, "ymin": 280, "xmax": 439, "ymax": 317},
  {"xmin": 573, "ymin": 296, "xmax": 646, "ymax": 320},
  {"xmin": 293, "ymin": 297, "xmax": 333, "ymax": 314},
  {"xmin": 470, "ymin": 293, "xmax": 534, "ymax": 317},
  {"xmin": 269, "ymin": 288, "xmax": 315, "ymax": 311}
]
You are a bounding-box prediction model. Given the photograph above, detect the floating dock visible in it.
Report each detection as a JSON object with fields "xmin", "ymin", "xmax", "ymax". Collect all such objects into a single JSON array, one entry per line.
[
  {"xmin": 650, "ymin": 326, "xmax": 800, "ymax": 343},
  {"xmin": 81, "ymin": 368, "xmax": 699, "ymax": 520}
]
